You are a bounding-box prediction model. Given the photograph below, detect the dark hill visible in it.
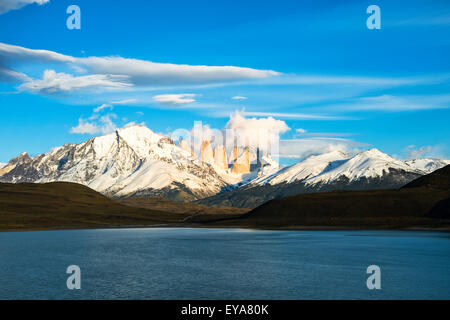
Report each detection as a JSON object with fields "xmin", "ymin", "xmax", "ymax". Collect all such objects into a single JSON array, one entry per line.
[
  {"xmin": 428, "ymin": 198, "xmax": 450, "ymax": 219},
  {"xmin": 2, "ymin": 165, "xmax": 449, "ymax": 231},
  {"xmin": 214, "ymin": 165, "xmax": 450, "ymax": 229},
  {"xmin": 0, "ymin": 182, "xmax": 187, "ymax": 231},
  {"xmin": 402, "ymin": 164, "xmax": 450, "ymax": 190}
]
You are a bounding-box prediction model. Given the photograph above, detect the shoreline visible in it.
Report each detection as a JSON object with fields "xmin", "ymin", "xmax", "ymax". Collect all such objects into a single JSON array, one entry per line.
[{"xmin": 2, "ymin": 223, "xmax": 450, "ymax": 233}]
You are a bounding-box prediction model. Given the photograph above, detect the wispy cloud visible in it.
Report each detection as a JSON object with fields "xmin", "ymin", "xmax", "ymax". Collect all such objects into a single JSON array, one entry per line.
[
  {"xmin": 241, "ymin": 111, "xmax": 350, "ymax": 120},
  {"xmin": 2, "ymin": 41, "xmax": 442, "ymax": 99},
  {"xmin": 396, "ymin": 13, "xmax": 450, "ymax": 26},
  {"xmin": 93, "ymin": 103, "xmax": 113, "ymax": 113},
  {"xmin": 294, "ymin": 131, "xmax": 354, "ymax": 138},
  {"xmin": 402, "ymin": 144, "xmax": 448, "ymax": 160},
  {"xmin": 70, "ymin": 101, "xmax": 138, "ymax": 135},
  {"xmin": 317, "ymin": 94, "xmax": 450, "ymax": 112},
  {"xmin": 0, "ymin": 42, "xmax": 280, "ymax": 93},
  {"xmin": 152, "ymin": 93, "xmax": 197, "ymax": 105},
  {"xmin": 294, "ymin": 128, "xmax": 354, "ymax": 138},
  {"xmin": 18, "ymin": 70, "xmax": 131, "ymax": 94},
  {"xmin": 0, "ymin": 0, "xmax": 49, "ymax": 15},
  {"xmin": 0, "ymin": 65, "xmax": 31, "ymax": 83},
  {"xmin": 279, "ymin": 138, "xmax": 368, "ymax": 160},
  {"xmin": 255, "ymin": 74, "xmax": 441, "ymax": 87},
  {"xmin": 110, "ymin": 99, "xmax": 138, "ymax": 105}
]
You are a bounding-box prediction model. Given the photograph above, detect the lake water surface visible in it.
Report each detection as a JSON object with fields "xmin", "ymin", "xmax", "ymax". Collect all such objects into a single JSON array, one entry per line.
[{"xmin": 0, "ymin": 228, "xmax": 449, "ymax": 299}]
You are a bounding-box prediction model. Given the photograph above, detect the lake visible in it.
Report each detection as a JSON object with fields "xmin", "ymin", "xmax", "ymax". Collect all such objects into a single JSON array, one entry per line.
[{"xmin": 0, "ymin": 228, "xmax": 449, "ymax": 299}]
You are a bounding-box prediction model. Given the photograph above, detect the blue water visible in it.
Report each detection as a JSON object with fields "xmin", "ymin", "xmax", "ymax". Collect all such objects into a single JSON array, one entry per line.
[{"xmin": 0, "ymin": 228, "xmax": 449, "ymax": 299}]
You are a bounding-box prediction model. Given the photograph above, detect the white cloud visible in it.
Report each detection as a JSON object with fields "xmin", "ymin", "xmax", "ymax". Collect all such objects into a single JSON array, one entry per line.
[
  {"xmin": 93, "ymin": 103, "xmax": 113, "ymax": 113},
  {"xmin": 232, "ymin": 96, "xmax": 247, "ymax": 100},
  {"xmin": 0, "ymin": 65, "xmax": 30, "ymax": 82},
  {"xmin": 0, "ymin": 42, "xmax": 279, "ymax": 91},
  {"xmin": 70, "ymin": 119, "xmax": 100, "ymax": 135},
  {"xmin": 225, "ymin": 111, "xmax": 290, "ymax": 152},
  {"xmin": 0, "ymin": 0, "xmax": 49, "ymax": 15},
  {"xmin": 152, "ymin": 93, "xmax": 197, "ymax": 105},
  {"xmin": 0, "ymin": 42, "xmax": 74, "ymax": 64},
  {"xmin": 80, "ymin": 57, "xmax": 279, "ymax": 86},
  {"xmin": 321, "ymin": 94, "xmax": 450, "ymax": 112},
  {"xmin": 3, "ymin": 42, "xmax": 440, "ymax": 90},
  {"xmin": 241, "ymin": 111, "xmax": 346, "ymax": 120},
  {"xmin": 294, "ymin": 128, "xmax": 354, "ymax": 138},
  {"xmin": 18, "ymin": 70, "xmax": 131, "ymax": 94},
  {"xmin": 70, "ymin": 114, "xmax": 117, "ymax": 135},
  {"xmin": 226, "ymin": 111, "xmax": 290, "ymax": 135},
  {"xmin": 403, "ymin": 145, "xmax": 441, "ymax": 159},
  {"xmin": 110, "ymin": 99, "xmax": 137, "ymax": 105},
  {"xmin": 174, "ymin": 112, "xmax": 368, "ymax": 162},
  {"xmin": 181, "ymin": 111, "xmax": 291, "ymax": 155}
]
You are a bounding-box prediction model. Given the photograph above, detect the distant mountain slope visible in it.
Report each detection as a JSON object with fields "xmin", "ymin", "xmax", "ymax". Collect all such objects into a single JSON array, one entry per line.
[
  {"xmin": 1, "ymin": 124, "xmax": 449, "ymax": 207},
  {"xmin": 406, "ymin": 158, "xmax": 450, "ymax": 173},
  {"xmin": 0, "ymin": 182, "xmax": 185, "ymax": 231},
  {"xmin": 0, "ymin": 125, "xmax": 229, "ymax": 201},
  {"xmin": 2, "ymin": 166, "xmax": 449, "ymax": 231},
  {"xmin": 198, "ymin": 149, "xmax": 447, "ymax": 208},
  {"xmin": 213, "ymin": 165, "xmax": 450, "ymax": 229},
  {"xmin": 0, "ymin": 125, "xmax": 281, "ymax": 202},
  {"xmin": 251, "ymin": 150, "xmax": 349, "ymax": 186},
  {"xmin": 305, "ymin": 149, "xmax": 422, "ymax": 185}
]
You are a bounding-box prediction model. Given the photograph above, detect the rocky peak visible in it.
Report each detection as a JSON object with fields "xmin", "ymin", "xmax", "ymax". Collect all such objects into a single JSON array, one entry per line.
[
  {"xmin": 179, "ymin": 139, "xmax": 195, "ymax": 157},
  {"xmin": 229, "ymin": 146, "xmax": 243, "ymax": 164},
  {"xmin": 200, "ymin": 140, "xmax": 214, "ymax": 165},
  {"xmin": 213, "ymin": 145, "xmax": 228, "ymax": 171},
  {"xmin": 10, "ymin": 152, "xmax": 32, "ymax": 165},
  {"xmin": 231, "ymin": 147, "xmax": 250, "ymax": 174}
]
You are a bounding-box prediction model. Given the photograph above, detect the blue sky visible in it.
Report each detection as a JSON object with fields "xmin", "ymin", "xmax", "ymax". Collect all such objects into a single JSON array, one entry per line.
[{"xmin": 0, "ymin": 0, "xmax": 449, "ymax": 164}]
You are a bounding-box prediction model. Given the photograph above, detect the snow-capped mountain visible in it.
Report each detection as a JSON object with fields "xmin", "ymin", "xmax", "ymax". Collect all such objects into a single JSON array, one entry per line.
[
  {"xmin": 1, "ymin": 123, "xmax": 449, "ymax": 207},
  {"xmin": 305, "ymin": 148, "xmax": 424, "ymax": 186},
  {"xmin": 198, "ymin": 148, "xmax": 450, "ymax": 208},
  {"xmin": 0, "ymin": 163, "xmax": 6, "ymax": 169},
  {"xmin": 252, "ymin": 148, "xmax": 448, "ymax": 188},
  {"xmin": 0, "ymin": 125, "xmax": 229, "ymax": 201},
  {"xmin": 405, "ymin": 158, "xmax": 450, "ymax": 173},
  {"xmin": 251, "ymin": 150, "xmax": 349, "ymax": 186}
]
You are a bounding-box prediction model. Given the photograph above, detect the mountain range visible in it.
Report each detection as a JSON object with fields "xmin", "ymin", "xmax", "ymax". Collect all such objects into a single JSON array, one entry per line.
[
  {"xmin": 198, "ymin": 149, "xmax": 450, "ymax": 207},
  {"xmin": 209, "ymin": 164, "xmax": 450, "ymax": 229},
  {"xmin": 0, "ymin": 124, "xmax": 449, "ymax": 207},
  {"xmin": 1, "ymin": 164, "xmax": 449, "ymax": 231}
]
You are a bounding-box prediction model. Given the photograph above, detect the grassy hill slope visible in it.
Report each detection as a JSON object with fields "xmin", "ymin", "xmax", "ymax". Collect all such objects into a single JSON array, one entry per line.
[{"xmin": 0, "ymin": 182, "xmax": 186, "ymax": 231}]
